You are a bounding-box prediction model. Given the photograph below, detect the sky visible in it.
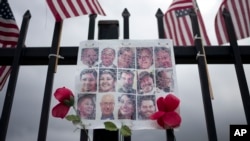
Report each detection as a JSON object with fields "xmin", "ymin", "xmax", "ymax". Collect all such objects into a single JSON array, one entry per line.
[{"xmin": 0, "ymin": 0, "xmax": 250, "ymax": 141}]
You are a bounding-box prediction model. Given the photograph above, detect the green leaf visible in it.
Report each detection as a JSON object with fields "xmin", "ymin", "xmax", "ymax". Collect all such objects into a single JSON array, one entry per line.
[
  {"xmin": 104, "ymin": 121, "xmax": 118, "ymax": 131},
  {"xmin": 66, "ymin": 115, "xmax": 80, "ymax": 122},
  {"xmin": 120, "ymin": 125, "xmax": 132, "ymax": 137}
]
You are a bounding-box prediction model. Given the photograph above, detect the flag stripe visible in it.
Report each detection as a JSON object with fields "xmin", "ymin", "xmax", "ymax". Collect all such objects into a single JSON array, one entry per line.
[
  {"xmin": 46, "ymin": 0, "xmax": 105, "ymax": 21},
  {"xmin": 76, "ymin": 0, "xmax": 88, "ymax": 14},
  {"xmin": 58, "ymin": 0, "xmax": 71, "ymax": 19},
  {"xmin": 215, "ymin": 0, "xmax": 250, "ymax": 45},
  {"xmin": 67, "ymin": 0, "xmax": 79, "ymax": 16},
  {"xmin": 163, "ymin": 0, "xmax": 211, "ymax": 46},
  {"xmin": 0, "ymin": 1, "xmax": 19, "ymax": 91},
  {"xmin": 197, "ymin": 12, "xmax": 211, "ymax": 45}
]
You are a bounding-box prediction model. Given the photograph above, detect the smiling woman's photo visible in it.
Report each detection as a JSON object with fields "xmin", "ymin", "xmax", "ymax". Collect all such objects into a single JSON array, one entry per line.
[{"xmin": 98, "ymin": 69, "xmax": 117, "ymax": 92}]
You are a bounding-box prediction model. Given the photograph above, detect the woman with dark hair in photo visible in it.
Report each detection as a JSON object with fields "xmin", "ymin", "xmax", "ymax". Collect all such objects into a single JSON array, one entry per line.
[
  {"xmin": 118, "ymin": 94, "xmax": 136, "ymax": 120},
  {"xmin": 99, "ymin": 69, "xmax": 116, "ymax": 92},
  {"xmin": 77, "ymin": 94, "xmax": 96, "ymax": 120}
]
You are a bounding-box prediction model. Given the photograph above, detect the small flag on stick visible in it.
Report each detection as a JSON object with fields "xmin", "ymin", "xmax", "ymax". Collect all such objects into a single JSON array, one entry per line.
[
  {"xmin": 46, "ymin": 0, "xmax": 106, "ymax": 21},
  {"xmin": 0, "ymin": 1, "xmax": 20, "ymax": 91}
]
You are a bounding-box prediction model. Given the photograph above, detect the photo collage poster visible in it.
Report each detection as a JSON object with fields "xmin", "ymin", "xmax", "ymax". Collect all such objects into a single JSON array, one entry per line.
[{"xmin": 75, "ymin": 39, "xmax": 178, "ymax": 129}]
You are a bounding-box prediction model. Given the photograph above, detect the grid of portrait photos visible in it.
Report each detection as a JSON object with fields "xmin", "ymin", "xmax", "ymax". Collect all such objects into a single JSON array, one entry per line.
[{"xmin": 75, "ymin": 39, "xmax": 178, "ymax": 129}]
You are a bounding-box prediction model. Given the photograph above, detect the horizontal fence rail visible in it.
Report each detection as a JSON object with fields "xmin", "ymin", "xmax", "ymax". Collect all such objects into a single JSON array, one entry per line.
[{"xmin": 1, "ymin": 46, "xmax": 250, "ymax": 65}]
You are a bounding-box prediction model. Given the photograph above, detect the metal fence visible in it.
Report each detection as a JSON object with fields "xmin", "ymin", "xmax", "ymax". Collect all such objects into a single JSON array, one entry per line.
[{"xmin": 0, "ymin": 8, "xmax": 249, "ymax": 141}]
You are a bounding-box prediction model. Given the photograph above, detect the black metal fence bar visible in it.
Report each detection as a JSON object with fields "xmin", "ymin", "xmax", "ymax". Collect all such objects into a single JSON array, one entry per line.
[
  {"xmin": 1, "ymin": 46, "xmax": 250, "ymax": 66},
  {"xmin": 155, "ymin": 9, "xmax": 175, "ymax": 141},
  {"xmin": 37, "ymin": 21, "xmax": 63, "ymax": 141},
  {"xmin": 122, "ymin": 8, "xmax": 132, "ymax": 141},
  {"xmin": 222, "ymin": 8, "xmax": 250, "ymax": 124},
  {"xmin": 79, "ymin": 14, "xmax": 98, "ymax": 141},
  {"xmin": 0, "ymin": 10, "xmax": 31, "ymax": 141},
  {"xmin": 92, "ymin": 20, "xmax": 120, "ymax": 141}
]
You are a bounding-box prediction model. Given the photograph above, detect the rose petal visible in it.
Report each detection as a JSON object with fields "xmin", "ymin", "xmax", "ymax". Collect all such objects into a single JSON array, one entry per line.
[
  {"xmin": 54, "ymin": 87, "xmax": 74, "ymax": 102},
  {"xmin": 52, "ymin": 103, "xmax": 70, "ymax": 118},
  {"xmin": 157, "ymin": 118, "xmax": 165, "ymax": 128},
  {"xmin": 157, "ymin": 97, "xmax": 167, "ymax": 111},
  {"xmin": 162, "ymin": 112, "xmax": 181, "ymax": 128},
  {"xmin": 164, "ymin": 94, "xmax": 180, "ymax": 112},
  {"xmin": 150, "ymin": 111, "xmax": 165, "ymax": 120}
]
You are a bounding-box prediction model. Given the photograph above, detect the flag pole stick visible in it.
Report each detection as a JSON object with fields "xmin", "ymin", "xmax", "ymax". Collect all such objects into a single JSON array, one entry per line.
[
  {"xmin": 0, "ymin": 10, "xmax": 31, "ymax": 141},
  {"xmin": 37, "ymin": 21, "xmax": 63, "ymax": 141},
  {"xmin": 195, "ymin": 36, "xmax": 214, "ymax": 99},
  {"xmin": 190, "ymin": 9, "xmax": 218, "ymax": 141},
  {"xmin": 192, "ymin": 0, "xmax": 214, "ymax": 100}
]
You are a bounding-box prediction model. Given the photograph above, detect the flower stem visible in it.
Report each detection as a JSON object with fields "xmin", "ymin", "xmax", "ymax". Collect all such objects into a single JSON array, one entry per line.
[{"xmin": 72, "ymin": 106, "xmax": 91, "ymax": 141}]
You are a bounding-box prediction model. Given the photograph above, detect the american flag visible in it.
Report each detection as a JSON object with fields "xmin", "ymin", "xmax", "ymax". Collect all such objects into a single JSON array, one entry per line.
[
  {"xmin": 46, "ymin": 0, "xmax": 106, "ymax": 21},
  {"xmin": 0, "ymin": 1, "xmax": 19, "ymax": 91},
  {"xmin": 215, "ymin": 0, "xmax": 250, "ymax": 45},
  {"xmin": 163, "ymin": 0, "xmax": 211, "ymax": 46}
]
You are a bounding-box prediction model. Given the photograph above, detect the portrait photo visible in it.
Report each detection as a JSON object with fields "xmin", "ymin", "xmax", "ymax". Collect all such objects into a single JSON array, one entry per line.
[
  {"xmin": 118, "ymin": 94, "xmax": 136, "ymax": 120},
  {"xmin": 98, "ymin": 69, "xmax": 117, "ymax": 93},
  {"xmin": 99, "ymin": 47, "xmax": 117, "ymax": 68},
  {"xmin": 137, "ymin": 70, "xmax": 155, "ymax": 95},
  {"xmin": 81, "ymin": 48, "xmax": 99, "ymax": 68},
  {"xmin": 117, "ymin": 47, "xmax": 135, "ymax": 69},
  {"xmin": 137, "ymin": 95, "xmax": 156, "ymax": 120},
  {"xmin": 154, "ymin": 47, "xmax": 172, "ymax": 68},
  {"xmin": 136, "ymin": 47, "xmax": 154, "ymax": 69},
  {"xmin": 98, "ymin": 93, "xmax": 116, "ymax": 120},
  {"xmin": 79, "ymin": 69, "xmax": 98, "ymax": 93},
  {"xmin": 77, "ymin": 94, "xmax": 96, "ymax": 120},
  {"xmin": 117, "ymin": 69, "xmax": 136, "ymax": 94},
  {"xmin": 155, "ymin": 69, "xmax": 174, "ymax": 93}
]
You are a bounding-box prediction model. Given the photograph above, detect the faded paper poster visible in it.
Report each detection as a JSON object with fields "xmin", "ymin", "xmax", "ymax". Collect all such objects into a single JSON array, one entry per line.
[{"xmin": 75, "ymin": 39, "xmax": 178, "ymax": 130}]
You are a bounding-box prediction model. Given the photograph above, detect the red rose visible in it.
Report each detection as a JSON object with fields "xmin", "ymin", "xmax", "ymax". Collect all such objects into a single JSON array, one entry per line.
[
  {"xmin": 52, "ymin": 87, "xmax": 74, "ymax": 118},
  {"xmin": 150, "ymin": 94, "xmax": 181, "ymax": 128}
]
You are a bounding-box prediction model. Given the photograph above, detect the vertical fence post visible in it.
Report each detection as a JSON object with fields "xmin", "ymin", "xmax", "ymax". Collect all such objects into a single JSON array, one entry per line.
[
  {"xmin": 88, "ymin": 14, "xmax": 97, "ymax": 40},
  {"xmin": 222, "ymin": 8, "xmax": 250, "ymax": 124},
  {"xmin": 155, "ymin": 9, "xmax": 176, "ymax": 141},
  {"xmin": 189, "ymin": 10, "xmax": 218, "ymax": 141},
  {"xmin": 122, "ymin": 8, "xmax": 130, "ymax": 39},
  {"xmin": 156, "ymin": 9, "xmax": 165, "ymax": 39},
  {"xmin": 37, "ymin": 21, "xmax": 63, "ymax": 141},
  {"xmin": 122, "ymin": 8, "xmax": 131, "ymax": 141},
  {"xmin": 0, "ymin": 10, "xmax": 31, "ymax": 141},
  {"xmin": 80, "ymin": 14, "xmax": 97, "ymax": 141},
  {"xmin": 92, "ymin": 20, "xmax": 119, "ymax": 141}
]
